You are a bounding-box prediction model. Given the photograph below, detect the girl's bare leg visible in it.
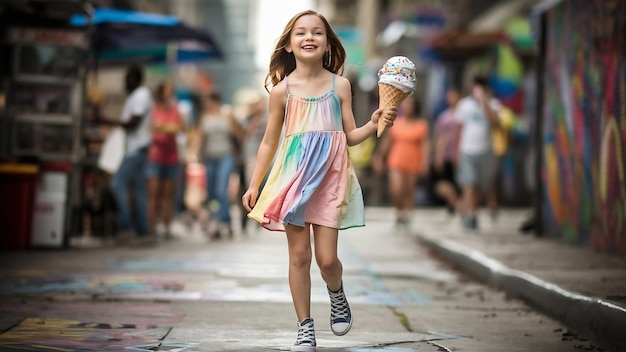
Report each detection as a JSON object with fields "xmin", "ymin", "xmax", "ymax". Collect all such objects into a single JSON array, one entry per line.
[
  {"xmin": 312, "ymin": 224, "xmax": 342, "ymax": 292},
  {"xmin": 313, "ymin": 224, "xmax": 352, "ymax": 336},
  {"xmin": 285, "ymin": 223, "xmax": 313, "ymax": 321}
]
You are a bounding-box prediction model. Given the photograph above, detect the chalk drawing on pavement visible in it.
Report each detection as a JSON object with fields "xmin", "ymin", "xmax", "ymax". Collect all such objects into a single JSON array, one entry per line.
[
  {"xmin": 0, "ymin": 239, "xmax": 432, "ymax": 306},
  {"xmin": 0, "ymin": 301, "xmax": 185, "ymax": 328},
  {"xmin": 0, "ymin": 317, "xmax": 171, "ymax": 351},
  {"xmin": 108, "ymin": 258, "xmax": 287, "ymax": 278},
  {"xmin": 0, "ymin": 273, "xmax": 184, "ymax": 295}
]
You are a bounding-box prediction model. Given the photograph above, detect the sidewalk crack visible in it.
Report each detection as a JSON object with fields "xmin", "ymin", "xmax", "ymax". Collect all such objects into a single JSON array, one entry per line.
[{"xmin": 389, "ymin": 306, "xmax": 413, "ymax": 332}]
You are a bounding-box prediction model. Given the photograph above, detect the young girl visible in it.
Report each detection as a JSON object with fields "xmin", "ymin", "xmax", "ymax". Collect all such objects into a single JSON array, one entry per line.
[{"xmin": 241, "ymin": 9, "xmax": 397, "ymax": 352}]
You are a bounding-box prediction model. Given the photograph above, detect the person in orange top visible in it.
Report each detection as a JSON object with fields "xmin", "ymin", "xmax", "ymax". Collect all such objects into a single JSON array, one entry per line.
[{"xmin": 373, "ymin": 95, "xmax": 430, "ymax": 225}]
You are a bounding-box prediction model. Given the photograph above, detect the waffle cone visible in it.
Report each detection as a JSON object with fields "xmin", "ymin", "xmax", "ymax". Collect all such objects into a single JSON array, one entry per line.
[{"xmin": 377, "ymin": 83, "xmax": 410, "ymax": 137}]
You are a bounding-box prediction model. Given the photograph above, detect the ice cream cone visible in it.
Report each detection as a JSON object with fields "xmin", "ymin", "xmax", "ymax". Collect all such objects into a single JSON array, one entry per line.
[{"xmin": 377, "ymin": 83, "xmax": 410, "ymax": 137}]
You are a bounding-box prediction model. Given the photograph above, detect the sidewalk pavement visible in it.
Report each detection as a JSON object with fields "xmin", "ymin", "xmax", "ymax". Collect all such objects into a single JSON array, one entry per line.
[
  {"xmin": 5, "ymin": 206, "xmax": 590, "ymax": 352},
  {"xmin": 407, "ymin": 208, "xmax": 626, "ymax": 352},
  {"xmin": 2, "ymin": 206, "xmax": 624, "ymax": 351}
]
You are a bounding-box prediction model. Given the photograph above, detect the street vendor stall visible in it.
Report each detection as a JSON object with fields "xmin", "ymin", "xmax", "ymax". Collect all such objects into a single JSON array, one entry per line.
[
  {"xmin": 0, "ymin": 2, "xmax": 224, "ymax": 249},
  {"xmin": 0, "ymin": 0, "xmax": 92, "ymax": 248}
]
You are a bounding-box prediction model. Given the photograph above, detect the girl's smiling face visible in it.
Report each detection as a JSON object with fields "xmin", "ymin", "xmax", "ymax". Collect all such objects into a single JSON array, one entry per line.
[{"xmin": 286, "ymin": 14, "xmax": 330, "ymax": 62}]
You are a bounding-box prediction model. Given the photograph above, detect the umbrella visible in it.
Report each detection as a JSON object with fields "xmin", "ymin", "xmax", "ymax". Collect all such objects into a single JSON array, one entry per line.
[
  {"xmin": 71, "ymin": 7, "xmax": 180, "ymax": 26},
  {"xmin": 71, "ymin": 7, "xmax": 224, "ymax": 65}
]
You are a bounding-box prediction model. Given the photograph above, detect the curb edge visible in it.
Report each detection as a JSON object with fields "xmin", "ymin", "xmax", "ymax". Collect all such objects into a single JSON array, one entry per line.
[{"xmin": 417, "ymin": 233, "xmax": 626, "ymax": 352}]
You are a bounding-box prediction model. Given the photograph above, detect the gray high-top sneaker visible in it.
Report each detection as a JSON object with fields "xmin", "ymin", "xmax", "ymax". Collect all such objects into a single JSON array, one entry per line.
[
  {"xmin": 291, "ymin": 317, "xmax": 316, "ymax": 352},
  {"xmin": 328, "ymin": 284, "xmax": 352, "ymax": 335}
]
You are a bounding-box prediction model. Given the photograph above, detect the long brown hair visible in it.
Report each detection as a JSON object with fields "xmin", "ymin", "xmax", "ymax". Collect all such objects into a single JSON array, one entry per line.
[{"xmin": 264, "ymin": 9, "xmax": 346, "ymax": 92}]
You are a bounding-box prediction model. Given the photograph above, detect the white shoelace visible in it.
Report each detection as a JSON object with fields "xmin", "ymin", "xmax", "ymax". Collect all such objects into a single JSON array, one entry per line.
[
  {"xmin": 329, "ymin": 290, "xmax": 350, "ymax": 321},
  {"xmin": 295, "ymin": 319, "xmax": 315, "ymax": 346}
]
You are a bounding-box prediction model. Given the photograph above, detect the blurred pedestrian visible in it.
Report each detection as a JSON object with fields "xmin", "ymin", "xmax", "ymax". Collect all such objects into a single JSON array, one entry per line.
[
  {"xmin": 454, "ymin": 76, "xmax": 501, "ymax": 230},
  {"xmin": 487, "ymin": 104, "xmax": 516, "ymax": 221},
  {"xmin": 240, "ymin": 92, "xmax": 269, "ymax": 187},
  {"xmin": 372, "ymin": 95, "xmax": 429, "ymax": 227},
  {"xmin": 147, "ymin": 80, "xmax": 185, "ymax": 239},
  {"xmin": 429, "ymin": 88, "xmax": 462, "ymax": 217},
  {"xmin": 236, "ymin": 91, "xmax": 269, "ymax": 235},
  {"xmin": 92, "ymin": 64, "xmax": 154, "ymax": 244},
  {"xmin": 192, "ymin": 91, "xmax": 238, "ymax": 239},
  {"xmin": 241, "ymin": 9, "xmax": 397, "ymax": 351}
]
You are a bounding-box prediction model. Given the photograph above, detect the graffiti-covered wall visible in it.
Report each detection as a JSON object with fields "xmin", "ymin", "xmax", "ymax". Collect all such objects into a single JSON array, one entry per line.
[{"xmin": 542, "ymin": 0, "xmax": 626, "ymax": 255}]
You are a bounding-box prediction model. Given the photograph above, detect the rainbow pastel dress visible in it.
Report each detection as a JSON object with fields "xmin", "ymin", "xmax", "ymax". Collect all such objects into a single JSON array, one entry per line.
[{"xmin": 248, "ymin": 74, "xmax": 365, "ymax": 231}]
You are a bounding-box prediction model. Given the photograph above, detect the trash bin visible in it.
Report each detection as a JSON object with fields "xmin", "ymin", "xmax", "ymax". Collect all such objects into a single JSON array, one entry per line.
[
  {"xmin": 31, "ymin": 167, "xmax": 68, "ymax": 248},
  {"xmin": 0, "ymin": 163, "xmax": 39, "ymax": 250}
]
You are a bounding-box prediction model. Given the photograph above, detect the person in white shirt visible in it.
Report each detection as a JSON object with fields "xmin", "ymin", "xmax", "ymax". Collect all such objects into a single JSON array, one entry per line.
[
  {"xmin": 454, "ymin": 76, "xmax": 501, "ymax": 230},
  {"xmin": 93, "ymin": 65, "xmax": 154, "ymax": 243}
]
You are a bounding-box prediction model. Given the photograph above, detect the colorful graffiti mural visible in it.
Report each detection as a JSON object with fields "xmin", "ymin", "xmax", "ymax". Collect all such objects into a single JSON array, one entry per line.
[{"xmin": 542, "ymin": 0, "xmax": 626, "ymax": 255}]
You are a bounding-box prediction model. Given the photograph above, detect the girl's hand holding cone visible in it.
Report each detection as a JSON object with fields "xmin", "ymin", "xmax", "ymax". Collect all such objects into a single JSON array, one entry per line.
[{"xmin": 372, "ymin": 106, "xmax": 398, "ymax": 136}]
